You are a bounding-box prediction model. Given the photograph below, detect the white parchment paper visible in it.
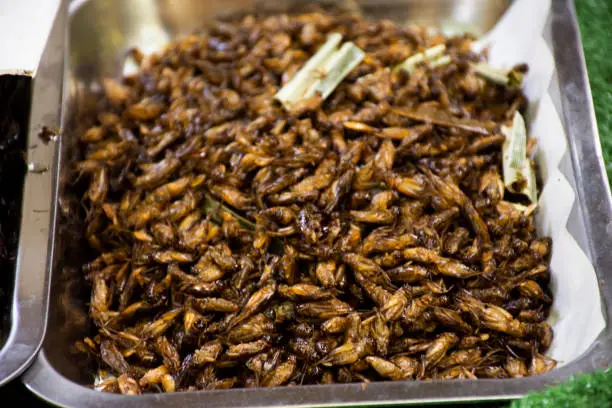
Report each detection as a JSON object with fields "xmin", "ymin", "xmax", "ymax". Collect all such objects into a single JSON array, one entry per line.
[{"xmin": 472, "ymin": 0, "xmax": 605, "ymax": 365}]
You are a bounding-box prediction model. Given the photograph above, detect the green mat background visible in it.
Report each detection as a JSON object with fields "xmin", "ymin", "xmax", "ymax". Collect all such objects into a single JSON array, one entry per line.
[
  {"xmin": 577, "ymin": 0, "xmax": 612, "ymax": 182},
  {"xmin": 1, "ymin": 0, "xmax": 611, "ymax": 406}
]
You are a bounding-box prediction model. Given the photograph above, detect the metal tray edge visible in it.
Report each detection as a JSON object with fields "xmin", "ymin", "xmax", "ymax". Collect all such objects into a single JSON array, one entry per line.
[
  {"xmin": 0, "ymin": 1, "xmax": 65, "ymax": 387},
  {"xmin": 22, "ymin": 0, "xmax": 612, "ymax": 405},
  {"xmin": 551, "ymin": 1, "xmax": 612, "ymax": 302}
]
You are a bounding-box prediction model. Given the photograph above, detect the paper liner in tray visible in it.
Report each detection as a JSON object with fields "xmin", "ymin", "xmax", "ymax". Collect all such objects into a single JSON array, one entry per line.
[{"xmin": 470, "ymin": 0, "xmax": 605, "ymax": 365}]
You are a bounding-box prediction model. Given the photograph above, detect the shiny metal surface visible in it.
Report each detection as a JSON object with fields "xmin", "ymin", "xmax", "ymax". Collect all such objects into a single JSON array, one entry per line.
[
  {"xmin": 66, "ymin": 0, "xmax": 509, "ymax": 82},
  {"xmin": 23, "ymin": 0, "xmax": 612, "ymax": 405},
  {"xmin": 0, "ymin": 1, "xmax": 64, "ymax": 386}
]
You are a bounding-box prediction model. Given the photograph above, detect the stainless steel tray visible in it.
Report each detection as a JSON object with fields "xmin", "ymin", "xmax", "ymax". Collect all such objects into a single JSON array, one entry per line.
[
  {"xmin": 0, "ymin": 3, "xmax": 64, "ymax": 387},
  {"xmin": 23, "ymin": 0, "xmax": 612, "ymax": 405}
]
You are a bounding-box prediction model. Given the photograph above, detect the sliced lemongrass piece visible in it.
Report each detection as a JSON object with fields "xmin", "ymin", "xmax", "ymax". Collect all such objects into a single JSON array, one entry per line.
[
  {"xmin": 423, "ymin": 44, "xmax": 446, "ymax": 59},
  {"xmin": 472, "ymin": 62, "xmax": 509, "ymax": 85},
  {"xmin": 429, "ymin": 55, "xmax": 452, "ymax": 69},
  {"xmin": 502, "ymin": 111, "xmax": 537, "ymax": 203},
  {"xmin": 396, "ymin": 44, "xmax": 446, "ymax": 73},
  {"xmin": 274, "ymin": 33, "xmax": 343, "ymax": 107},
  {"xmin": 203, "ymin": 193, "xmax": 255, "ymax": 231},
  {"xmin": 472, "ymin": 62, "xmax": 524, "ymax": 88},
  {"xmin": 303, "ymin": 42, "xmax": 366, "ymax": 101},
  {"xmin": 397, "ymin": 53, "xmax": 424, "ymax": 72}
]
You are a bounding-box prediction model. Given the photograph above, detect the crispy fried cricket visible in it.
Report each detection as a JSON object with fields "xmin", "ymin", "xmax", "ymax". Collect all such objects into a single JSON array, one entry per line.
[{"xmin": 77, "ymin": 6, "xmax": 554, "ymax": 393}]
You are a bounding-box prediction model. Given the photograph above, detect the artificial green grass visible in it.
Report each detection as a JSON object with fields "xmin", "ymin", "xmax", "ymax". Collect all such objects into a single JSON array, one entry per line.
[
  {"xmin": 510, "ymin": 369, "xmax": 612, "ymax": 408},
  {"xmin": 575, "ymin": 0, "xmax": 612, "ymax": 182}
]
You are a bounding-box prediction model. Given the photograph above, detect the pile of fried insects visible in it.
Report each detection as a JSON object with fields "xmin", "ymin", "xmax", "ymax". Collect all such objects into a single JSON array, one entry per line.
[{"xmin": 76, "ymin": 8, "xmax": 556, "ymax": 394}]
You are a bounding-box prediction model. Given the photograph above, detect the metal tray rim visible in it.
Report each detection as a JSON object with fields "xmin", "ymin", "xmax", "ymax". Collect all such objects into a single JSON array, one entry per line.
[
  {"xmin": 22, "ymin": 0, "xmax": 612, "ymax": 405},
  {"xmin": 0, "ymin": 4, "xmax": 63, "ymax": 387}
]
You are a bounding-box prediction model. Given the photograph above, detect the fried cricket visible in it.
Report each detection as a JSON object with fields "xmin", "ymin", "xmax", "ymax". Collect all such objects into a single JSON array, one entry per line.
[{"xmin": 76, "ymin": 6, "xmax": 554, "ymax": 394}]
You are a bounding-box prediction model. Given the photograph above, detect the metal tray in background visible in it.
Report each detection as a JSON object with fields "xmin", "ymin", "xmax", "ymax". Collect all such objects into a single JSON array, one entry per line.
[
  {"xmin": 22, "ymin": 0, "xmax": 612, "ymax": 406},
  {"xmin": 0, "ymin": 3, "xmax": 64, "ymax": 387}
]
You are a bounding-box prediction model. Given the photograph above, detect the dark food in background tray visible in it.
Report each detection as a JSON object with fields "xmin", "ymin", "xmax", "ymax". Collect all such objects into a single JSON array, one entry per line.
[
  {"xmin": 75, "ymin": 8, "xmax": 556, "ymax": 393},
  {"xmin": 0, "ymin": 76, "xmax": 29, "ymax": 346}
]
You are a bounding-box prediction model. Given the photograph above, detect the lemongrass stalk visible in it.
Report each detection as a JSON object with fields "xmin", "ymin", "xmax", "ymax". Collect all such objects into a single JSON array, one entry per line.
[
  {"xmin": 502, "ymin": 111, "xmax": 537, "ymax": 203},
  {"xmin": 429, "ymin": 54, "xmax": 452, "ymax": 68},
  {"xmin": 303, "ymin": 42, "xmax": 365, "ymax": 100},
  {"xmin": 274, "ymin": 33, "xmax": 343, "ymax": 106},
  {"xmin": 472, "ymin": 61, "xmax": 510, "ymax": 85},
  {"xmin": 396, "ymin": 44, "xmax": 446, "ymax": 73}
]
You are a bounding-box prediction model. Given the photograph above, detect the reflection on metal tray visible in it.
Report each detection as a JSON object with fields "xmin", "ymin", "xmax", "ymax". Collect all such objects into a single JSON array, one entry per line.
[
  {"xmin": 0, "ymin": 4, "xmax": 64, "ymax": 387},
  {"xmin": 23, "ymin": 0, "xmax": 612, "ymax": 406}
]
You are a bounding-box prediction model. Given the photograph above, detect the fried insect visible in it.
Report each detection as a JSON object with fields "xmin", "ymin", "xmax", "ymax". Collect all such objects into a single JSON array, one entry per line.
[
  {"xmin": 365, "ymin": 356, "xmax": 408, "ymax": 380},
  {"xmin": 78, "ymin": 7, "xmax": 554, "ymax": 393}
]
